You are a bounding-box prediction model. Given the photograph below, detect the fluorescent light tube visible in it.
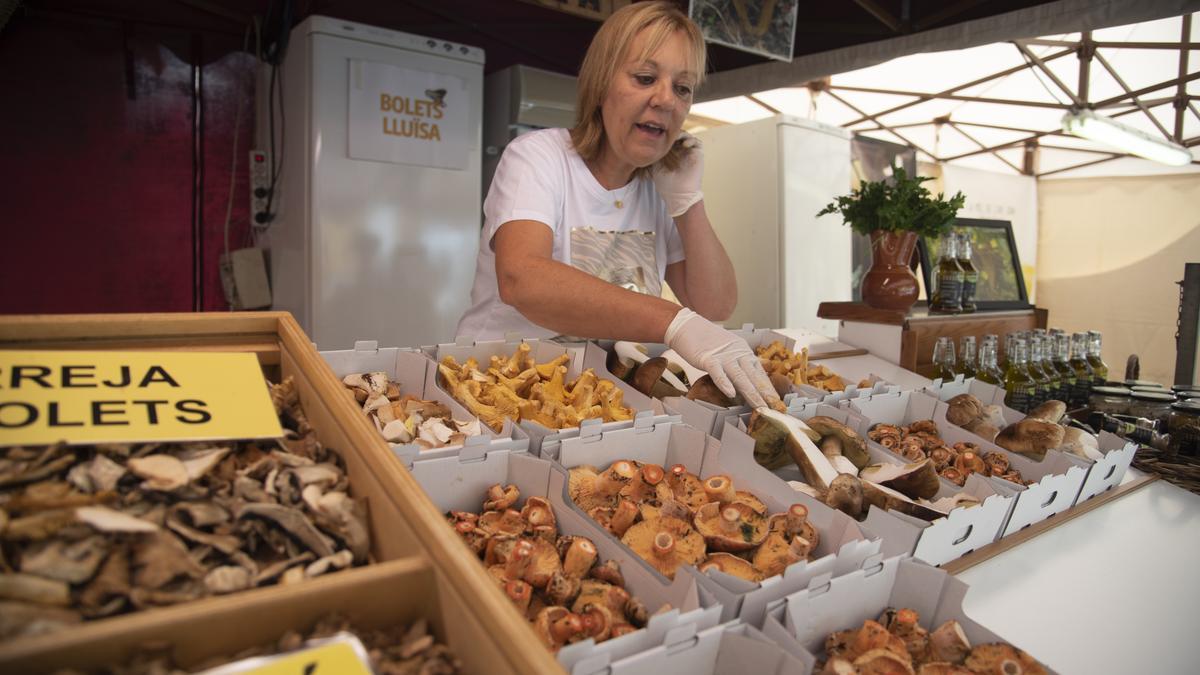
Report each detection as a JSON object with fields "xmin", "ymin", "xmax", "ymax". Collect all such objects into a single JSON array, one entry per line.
[{"xmin": 1062, "ymin": 109, "xmax": 1193, "ymax": 167}]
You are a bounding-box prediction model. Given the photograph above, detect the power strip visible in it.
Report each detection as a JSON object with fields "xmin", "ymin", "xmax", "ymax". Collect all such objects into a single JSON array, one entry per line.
[{"xmin": 249, "ymin": 149, "xmax": 271, "ymax": 228}]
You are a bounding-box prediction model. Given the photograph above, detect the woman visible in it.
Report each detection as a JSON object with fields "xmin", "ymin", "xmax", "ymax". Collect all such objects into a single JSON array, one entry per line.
[{"xmin": 457, "ymin": 1, "xmax": 779, "ymax": 409}]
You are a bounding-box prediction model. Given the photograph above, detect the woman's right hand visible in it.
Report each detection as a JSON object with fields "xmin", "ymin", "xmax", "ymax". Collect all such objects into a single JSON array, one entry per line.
[{"xmin": 664, "ymin": 307, "xmax": 782, "ymax": 410}]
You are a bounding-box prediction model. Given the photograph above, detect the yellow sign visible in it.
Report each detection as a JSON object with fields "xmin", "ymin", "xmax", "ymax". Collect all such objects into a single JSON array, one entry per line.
[
  {"xmin": 208, "ymin": 640, "xmax": 373, "ymax": 675},
  {"xmin": 0, "ymin": 351, "xmax": 283, "ymax": 446}
]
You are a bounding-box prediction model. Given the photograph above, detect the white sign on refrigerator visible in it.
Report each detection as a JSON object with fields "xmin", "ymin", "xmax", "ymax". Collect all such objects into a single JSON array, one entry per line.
[{"xmin": 348, "ymin": 59, "xmax": 468, "ymax": 170}]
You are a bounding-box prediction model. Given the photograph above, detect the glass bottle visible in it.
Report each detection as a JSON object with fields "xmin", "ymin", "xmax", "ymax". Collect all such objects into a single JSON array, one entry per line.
[
  {"xmin": 1050, "ymin": 332, "xmax": 1077, "ymax": 404},
  {"xmin": 985, "ymin": 334, "xmax": 1006, "ymax": 382},
  {"xmin": 1069, "ymin": 332, "xmax": 1095, "ymax": 408},
  {"xmin": 1004, "ymin": 337, "xmax": 1038, "ymax": 413},
  {"xmin": 957, "ymin": 335, "xmax": 977, "ymax": 378},
  {"xmin": 1087, "ymin": 330, "xmax": 1109, "ymax": 385},
  {"xmin": 932, "ymin": 336, "xmax": 957, "ymax": 382},
  {"xmin": 1030, "ymin": 335, "xmax": 1063, "ymax": 403},
  {"xmin": 956, "ymin": 232, "xmax": 979, "ymax": 314},
  {"xmin": 975, "ymin": 338, "xmax": 1003, "ymax": 386},
  {"xmin": 930, "ymin": 232, "xmax": 964, "ymax": 314}
]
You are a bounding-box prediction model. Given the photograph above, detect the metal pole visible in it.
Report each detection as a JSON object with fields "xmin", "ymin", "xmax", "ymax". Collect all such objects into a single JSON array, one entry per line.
[{"xmin": 1175, "ymin": 15, "xmax": 1192, "ymax": 142}]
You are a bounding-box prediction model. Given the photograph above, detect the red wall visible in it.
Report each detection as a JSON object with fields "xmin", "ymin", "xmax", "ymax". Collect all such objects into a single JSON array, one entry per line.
[{"xmin": 0, "ymin": 12, "xmax": 254, "ymax": 313}]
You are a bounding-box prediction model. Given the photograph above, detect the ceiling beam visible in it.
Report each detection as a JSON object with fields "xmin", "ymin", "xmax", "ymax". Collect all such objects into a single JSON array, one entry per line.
[
  {"xmin": 851, "ymin": 0, "xmax": 903, "ymax": 33},
  {"xmin": 1176, "ymin": 15, "xmax": 1192, "ymax": 142},
  {"xmin": 1092, "ymin": 49, "xmax": 1173, "ymax": 140},
  {"xmin": 1036, "ymin": 154, "xmax": 1126, "ymax": 178},
  {"xmin": 823, "ymin": 89, "xmax": 940, "ymax": 160},
  {"xmin": 1094, "ymin": 41, "xmax": 1200, "ymax": 49},
  {"xmin": 1014, "ymin": 41, "xmax": 1083, "ymax": 106},
  {"xmin": 947, "ymin": 120, "xmax": 1024, "ymax": 174},
  {"xmin": 745, "ymin": 94, "xmax": 780, "ymax": 115},
  {"xmin": 1092, "ymin": 71, "xmax": 1200, "ymax": 109},
  {"xmin": 830, "ymin": 84, "xmax": 1071, "ymax": 109}
]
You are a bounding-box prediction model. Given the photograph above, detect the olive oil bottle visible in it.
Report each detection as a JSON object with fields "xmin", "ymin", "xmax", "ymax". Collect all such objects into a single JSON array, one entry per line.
[
  {"xmin": 932, "ymin": 336, "xmax": 957, "ymax": 381},
  {"xmin": 1030, "ymin": 335, "xmax": 1063, "ymax": 403},
  {"xmin": 1087, "ymin": 330, "xmax": 1109, "ymax": 385},
  {"xmin": 975, "ymin": 337, "xmax": 1003, "ymax": 386},
  {"xmin": 1069, "ymin": 332, "xmax": 1095, "ymax": 408},
  {"xmin": 1025, "ymin": 335, "xmax": 1051, "ymax": 408},
  {"xmin": 1004, "ymin": 337, "xmax": 1037, "ymax": 413},
  {"xmin": 956, "ymin": 232, "xmax": 979, "ymax": 313},
  {"xmin": 957, "ymin": 335, "xmax": 977, "ymax": 378},
  {"xmin": 1050, "ymin": 331, "xmax": 1076, "ymax": 403},
  {"xmin": 930, "ymin": 232, "xmax": 964, "ymax": 313}
]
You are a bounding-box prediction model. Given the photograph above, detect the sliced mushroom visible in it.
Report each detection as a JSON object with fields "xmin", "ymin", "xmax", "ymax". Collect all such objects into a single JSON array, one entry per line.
[
  {"xmin": 126, "ymin": 455, "xmax": 189, "ymax": 492},
  {"xmin": 204, "ymin": 565, "xmax": 252, "ymax": 594},
  {"xmin": 19, "ymin": 536, "xmax": 109, "ymax": 584},
  {"xmin": 0, "ymin": 601, "xmax": 81, "ymax": 640},
  {"xmin": 237, "ymin": 503, "xmax": 336, "ymax": 558},
  {"xmin": 0, "ymin": 572, "xmax": 71, "ymax": 606},
  {"xmin": 75, "ymin": 506, "xmax": 159, "ymax": 533},
  {"xmin": 860, "ymin": 459, "xmax": 941, "ymax": 500},
  {"xmin": 132, "ymin": 531, "xmax": 206, "ymax": 589},
  {"xmin": 166, "ymin": 509, "xmax": 241, "ymax": 555},
  {"xmin": 179, "ymin": 447, "xmax": 231, "ymax": 482},
  {"xmin": 304, "ymin": 550, "xmax": 354, "ymax": 578}
]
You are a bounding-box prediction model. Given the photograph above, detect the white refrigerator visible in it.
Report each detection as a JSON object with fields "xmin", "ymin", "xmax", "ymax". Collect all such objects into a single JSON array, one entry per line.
[
  {"xmin": 264, "ymin": 16, "xmax": 484, "ymax": 350},
  {"xmin": 697, "ymin": 115, "xmax": 852, "ymax": 336}
]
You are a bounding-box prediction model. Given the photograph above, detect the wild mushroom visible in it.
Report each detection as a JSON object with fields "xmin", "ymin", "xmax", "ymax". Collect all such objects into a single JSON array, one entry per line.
[
  {"xmin": 483, "ymin": 484, "xmax": 520, "ymax": 512},
  {"xmin": 929, "ymin": 447, "xmax": 955, "ymax": 472},
  {"xmin": 237, "ymin": 503, "xmax": 336, "ymax": 558},
  {"xmin": 131, "ymin": 531, "xmax": 206, "ymax": 589},
  {"xmin": 964, "ymin": 643, "xmax": 1046, "ymax": 675},
  {"xmin": 126, "ymin": 455, "xmax": 189, "ymax": 492},
  {"xmin": 928, "ymin": 620, "xmax": 972, "ymax": 664},
  {"xmin": 589, "ymin": 559, "xmax": 624, "ymax": 587},
  {"xmin": 1027, "ymin": 400, "xmax": 1066, "ymax": 424},
  {"xmin": 204, "ymin": 566, "xmax": 252, "ymax": 594},
  {"xmin": 963, "ymin": 419, "xmax": 1000, "ymax": 443},
  {"xmin": 531, "ymin": 606, "xmax": 584, "ymax": 651},
  {"xmin": 769, "ymin": 503, "xmax": 820, "ymax": 550},
  {"xmin": 692, "ymin": 502, "xmax": 769, "ymax": 552},
  {"xmin": 700, "ymin": 552, "xmax": 761, "ymax": 582},
  {"xmin": 522, "ymin": 538, "xmax": 563, "ymax": 589},
  {"xmin": 824, "ymin": 473, "xmax": 866, "ymax": 520},
  {"xmin": 860, "ymin": 481, "xmax": 948, "ymax": 522},
  {"xmin": 578, "ymin": 603, "xmax": 615, "ymax": 642},
  {"xmin": 953, "ymin": 451, "xmax": 987, "ymax": 477},
  {"xmin": 995, "ymin": 419, "xmax": 1065, "ymax": 461},
  {"xmin": 665, "ymin": 464, "xmax": 709, "ymax": 512},
  {"xmin": 879, "ymin": 607, "xmax": 929, "ymax": 663},
  {"xmin": 19, "ymin": 536, "xmax": 109, "ymax": 585},
  {"xmin": 631, "ymin": 357, "xmax": 688, "ymax": 398},
  {"xmin": 751, "ymin": 533, "xmax": 812, "ymax": 579},
  {"xmin": 75, "ymin": 506, "xmax": 159, "ymax": 534},
  {"xmin": 0, "ymin": 573, "xmax": 71, "ymax": 606},
  {"xmin": 853, "ymin": 648, "xmax": 916, "ymax": 674},
  {"xmin": 686, "ymin": 375, "xmax": 739, "ymax": 407},
  {"xmin": 945, "ymin": 394, "xmax": 986, "ymax": 427},
  {"xmin": 620, "ymin": 517, "xmax": 705, "ymax": 580},
  {"xmin": 807, "ymin": 416, "xmax": 871, "ymax": 470},
  {"xmin": 477, "ymin": 509, "xmax": 526, "ymax": 537},
  {"xmin": 1058, "ymin": 427, "xmax": 1104, "ymax": 461},
  {"xmin": 860, "ymin": 459, "xmax": 941, "ymax": 500},
  {"xmin": 545, "ymin": 571, "xmax": 582, "ymax": 607},
  {"xmin": 607, "ymin": 341, "xmax": 651, "ymax": 381},
  {"xmin": 521, "ymin": 496, "xmax": 556, "ymax": 532},
  {"xmin": 747, "ymin": 408, "xmax": 823, "ymax": 471}
]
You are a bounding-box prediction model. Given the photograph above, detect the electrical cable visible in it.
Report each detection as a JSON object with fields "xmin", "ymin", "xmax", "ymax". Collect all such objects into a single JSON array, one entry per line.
[
  {"xmin": 1017, "ymin": 46, "xmax": 1068, "ymax": 106},
  {"xmin": 223, "ymin": 22, "xmax": 253, "ymax": 275}
]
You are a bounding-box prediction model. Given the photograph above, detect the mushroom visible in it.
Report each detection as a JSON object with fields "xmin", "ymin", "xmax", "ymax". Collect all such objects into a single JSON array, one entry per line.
[
  {"xmin": 963, "ymin": 419, "xmax": 1000, "ymax": 443},
  {"xmin": 686, "ymin": 375, "xmax": 739, "ymax": 407},
  {"xmin": 928, "ymin": 620, "xmax": 972, "ymax": 664},
  {"xmin": 545, "ymin": 571, "xmax": 582, "ymax": 607},
  {"xmin": 522, "ymin": 538, "xmax": 563, "ymax": 589},
  {"xmin": 19, "ymin": 536, "xmax": 109, "ymax": 585},
  {"xmin": 0, "ymin": 601, "xmax": 81, "ymax": 640},
  {"xmin": 75, "ymin": 506, "xmax": 159, "ymax": 533},
  {"xmin": 945, "ymin": 394, "xmax": 986, "ymax": 427},
  {"xmin": 693, "ymin": 501, "xmax": 769, "ymax": 552},
  {"xmin": 607, "ymin": 341, "xmax": 651, "ymax": 381},
  {"xmin": 304, "ymin": 550, "xmax": 354, "ymax": 578},
  {"xmin": 578, "ymin": 603, "xmax": 614, "ymax": 642},
  {"xmin": 964, "ymin": 643, "xmax": 1046, "ymax": 675},
  {"xmin": 589, "ymin": 559, "xmax": 624, "ymax": 587},
  {"xmin": 747, "ymin": 408, "xmax": 823, "ymax": 471},
  {"xmin": 700, "ymin": 552, "xmax": 761, "ymax": 582},
  {"xmin": 126, "ymin": 455, "xmax": 190, "ymax": 492},
  {"xmin": 860, "ymin": 459, "xmax": 941, "ymax": 500},
  {"xmin": 504, "ymin": 579, "xmax": 533, "ymax": 615},
  {"xmin": 860, "ymin": 481, "xmax": 949, "ymax": 522},
  {"xmin": 769, "ymin": 503, "xmax": 820, "ymax": 550},
  {"xmin": 820, "ymin": 657, "xmax": 858, "ymax": 675},
  {"xmin": 995, "ymin": 419, "xmax": 1065, "ymax": 461},
  {"xmin": 521, "ymin": 496, "xmax": 556, "ymax": 532},
  {"xmin": 1058, "ymin": 427, "xmax": 1104, "ymax": 461},
  {"xmin": 824, "ymin": 473, "xmax": 866, "ymax": 520},
  {"xmin": 131, "ymin": 531, "xmax": 206, "ymax": 589},
  {"xmin": 237, "ymin": 503, "xmax": 336, "ymax": 558},
  {"xmin": 571, "ymin": 578, "xmax": 630, "ymax": 618},
  {"xmin": 483, "ymin": 484, "xmax": 520, "ymax": 512},
  {"xmin": 879, "ymin": 607, "xmax": 929, "ymax": 663},
  {"xmin": 531, "ymin": 606, "xmax": 584, "ymax": 651},
  {"xmin": 665, "ymin": 464, "xmax": 709, "ymax": 512},
  {"xmin": 595, "ymin": 460, "xmax": 638, "ymax": 500},
  {"xmin": 853, "ymin": 648, "xmax": 915, "ymax": 675},
  {"xmin": 1026, "ymin": 400, "xmax": 1066, "ymax": 424},
  {"xmin": 702, "ymin": 474, "xmax": 736, "ymax": 504},
  {"xmin": 807, "ymin": 416, "xmax": 871, "ymax": 470},
  {"xmin": 476, "ymin": 509, "xmax": 526, "ymax": 538},
  {"xmin": 751, "ymin": 533, "xmax": 812, "ymax": 579},
  {"xmin": 929, "ymin": 447, "xmax": 955, "ymax": 472},
  {"xmin": 204, "ymin": 566, "xmax": 252, "ymax": 594},
  {"xmin": 953, "ymin": 451, "xmax": 987, "ymax": 477},
  {"xmin": 631, "ymin": 356, "xmax": 688, "ymax": 398},
  {"xmin": 0, "ymin": 573, "xmax": 71, "ymax": 606},
  {"xmin": 620, "ymin": 517, "xmax": 705, "ymax": 580}
]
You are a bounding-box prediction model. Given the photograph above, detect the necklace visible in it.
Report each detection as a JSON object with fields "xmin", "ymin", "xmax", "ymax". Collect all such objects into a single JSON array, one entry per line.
[{"xmin": 614, "ymin": 199, "xmax": 624, "ymax": 209}]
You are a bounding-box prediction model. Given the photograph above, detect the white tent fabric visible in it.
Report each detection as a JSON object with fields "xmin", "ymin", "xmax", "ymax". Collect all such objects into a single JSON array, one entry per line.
[{"xmin": 690, "ymin": 11, "xmax": 1200, "ymax": 178}]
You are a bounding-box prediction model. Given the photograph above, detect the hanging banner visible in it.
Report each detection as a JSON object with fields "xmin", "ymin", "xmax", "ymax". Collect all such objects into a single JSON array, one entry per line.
[
  {"xmin": 348, "ymin": 59, "xmax": 469, "ymax": 170},
  {"xmin": 689, "ymin": 0, "xmax": 799, "ymax": 62},
  {"xmin": 0, "ymin": 351, "xmax": 283, "ymax": 446}
]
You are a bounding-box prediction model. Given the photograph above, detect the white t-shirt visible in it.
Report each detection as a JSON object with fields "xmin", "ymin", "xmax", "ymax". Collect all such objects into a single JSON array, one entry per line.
[{"xmin": 456, "ymin": 128, "xmax": 684, "ymax": 340}]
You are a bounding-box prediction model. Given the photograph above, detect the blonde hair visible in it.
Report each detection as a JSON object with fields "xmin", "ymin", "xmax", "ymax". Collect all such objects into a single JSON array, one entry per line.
[{"xmin": 571, "ymin": 1, "xmax": 706, "ymax": 177}]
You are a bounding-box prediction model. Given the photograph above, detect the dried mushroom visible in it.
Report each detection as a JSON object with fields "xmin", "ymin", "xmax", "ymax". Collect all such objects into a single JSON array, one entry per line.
[
  {"xmin": 343, "ymin": 370, "xmax": 481, "ymax": 449},
  {"xmin": 817, "ymin": 609, "xmax": 1045, "ymax": 675},
  {"xmin": 447, "ymin": 483, "xmax": 654, "ymax": 653},
  {"xmin": 0, "ymin": 376, "xmax": 369, "ymax": 642},
  {"xmin": 440, "ymin": 346, "xmax": 633, "ymax": 433}
]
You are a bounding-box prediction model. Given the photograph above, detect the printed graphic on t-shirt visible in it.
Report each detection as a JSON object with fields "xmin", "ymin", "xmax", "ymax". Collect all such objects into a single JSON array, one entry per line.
[{"xmin": 570, "ymin": 227, "xmax": 660, "ymax": 297}]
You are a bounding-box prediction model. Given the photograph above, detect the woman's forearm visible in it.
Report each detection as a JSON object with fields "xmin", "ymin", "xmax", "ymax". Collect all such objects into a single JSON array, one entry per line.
[
  {"xmin": 674, "ymin": 201, "xmax": 737, "ymax": 320},
  {"xmin": 499, "ymin": 255, "xmax": 681, "ymax": 342}
]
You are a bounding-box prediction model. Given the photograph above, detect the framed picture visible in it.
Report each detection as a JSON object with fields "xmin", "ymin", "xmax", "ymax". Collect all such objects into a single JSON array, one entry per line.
[
  {"xmin": 917, "ymin": 218, "xmax": 1032, "ymax": 310},
  {"xmin": 689, "ymin": 0, "xmax": 799, "ymax": 62}
]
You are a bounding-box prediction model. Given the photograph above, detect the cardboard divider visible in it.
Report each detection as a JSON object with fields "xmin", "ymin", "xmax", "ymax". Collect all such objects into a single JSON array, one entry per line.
[
  {"xmin": 0, "ymin": 558, "xmax": 514, "ymax": 675},
  {"xmin": 320, "ymin": 339, "xmax": 524, "ymax": 451},
  {"xmin": 848, "ymin": 390, "xmax": 1088, "ymax": 537},
  {"xmin": 924, "ymin": 378, "xmax": 1139, "ymax": 503},
  {"xmin": 589, "ymin": 620, "xmax": 805, "ymax": 675},
  {"xmin": 809, "ymin": 353, "xmax": 934, "ymax": 393},
  {"xmin": 542, "ymin": 417, "xmax": 879, "ymax": 629},
  {"xmin": 762, "ymin": 556, "xmax": 1057, "ymax": 674},
  {"xmin": 406, "ymin": 445, "xmax": 721, "ymax": 673},
  {"xmin": 782, "ymin": 402, "xmax": 1013, "ymax": 567},
  {"xmin": 430, "ymin": 338, "xmax": 657, "ymax": 454}
]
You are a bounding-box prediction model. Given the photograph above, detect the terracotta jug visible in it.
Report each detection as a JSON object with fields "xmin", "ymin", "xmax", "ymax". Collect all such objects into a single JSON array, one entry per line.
[{"xmin": 862, "ymin": 230, "xmax": 919, "ymax": 311}]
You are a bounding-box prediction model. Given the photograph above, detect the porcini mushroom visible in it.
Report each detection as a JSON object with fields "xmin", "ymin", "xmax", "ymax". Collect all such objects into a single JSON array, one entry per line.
[
  {"xmin": 824, "ymin": 473, "xmax": 866, "ymax": 520},
  {"xmin": 807, "ymin": 416, "xmax": 871, "ymax": 470},
  {"xmin": 630, "ymin": 357, "xmax": 688, "ymax": 398},
  {"xmin": 686, "ymin": 375, "xmax": 739, "ymax": 407},
  {"xmin": 1027, "ymin": 400, "xmax": 1066, "ymax": 424},
  {"xmin": 859, "ymin": 459, "xmax": 941, "ymax": 500},
  {"xmin": 693, "ymin": 502, "xmax": 769, "ymax": 552},
  {"xmin": 620, "ymin": 517, "xmax": 705, "ymax": 580},
  {"xmin": 747, "ymin": 408, "xmax": 823, "ymax": 471},
  {"xmin": 860, "ymin": 481, "xmax": 948, "ymax": 522},
  {"xmin": 995, "ymin": 419, "xmax": 1065, "ymax": 461},
  {"xmin": 945, "ymin": 394, "xmax": 986, "ymax": 427}
]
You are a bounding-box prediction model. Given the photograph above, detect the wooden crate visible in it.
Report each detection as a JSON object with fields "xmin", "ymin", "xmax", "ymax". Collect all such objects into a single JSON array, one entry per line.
[{"xmin": 0, "ymin": 312, "xmax": 559, "ymax": 675}]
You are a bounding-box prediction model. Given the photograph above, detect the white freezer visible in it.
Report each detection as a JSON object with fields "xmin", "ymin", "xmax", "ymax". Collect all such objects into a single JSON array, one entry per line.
[{"xmin": 265, "ymin": 16, "xmax": 484, "ymax": 349}]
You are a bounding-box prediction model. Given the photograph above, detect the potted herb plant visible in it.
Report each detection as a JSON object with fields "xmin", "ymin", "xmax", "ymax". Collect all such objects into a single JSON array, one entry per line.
[{"xmin": 818, "ymin": 166, "xmax": 965, "ymax": 312}]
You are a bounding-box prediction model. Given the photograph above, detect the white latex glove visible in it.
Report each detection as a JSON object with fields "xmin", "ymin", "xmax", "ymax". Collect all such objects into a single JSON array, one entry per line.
[
  {"xmin": 652, "ymin": 132, "xmax": 704, "ymax": 218},
  {"xmin": 664, "ymin": 307, "xmax": 781, "ymax": 410}
]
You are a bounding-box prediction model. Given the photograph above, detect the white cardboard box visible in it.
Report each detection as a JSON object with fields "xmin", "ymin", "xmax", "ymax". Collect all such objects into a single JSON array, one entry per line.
[
  {"xmin": 319, "ymin": 339, "xmax": 524, "ymax": 451},
  {"xmin": 593, "ymin": 620, "xmax": 805, "ymax": 675},
  {"xmin": 761, "ymin": 555, "xmax": 1056, "ymax": 674},
  {"xmin": 924, "ymin": 378, "xmax": 1138, "ymax": 503},
  {"xmin": 848, "ymin": 390, "xmax": 1089, "ymax": 537},
  {"xmin": 406, "ymin": 444, "xmax": 721, "ymax": 673},
  {"xmin": 430, "ymin": 338, "xmax": 658, "ymax": 454},
  {"xmin": 777, "ymin": 402, "xmax": 1014, "ymax": 567}
]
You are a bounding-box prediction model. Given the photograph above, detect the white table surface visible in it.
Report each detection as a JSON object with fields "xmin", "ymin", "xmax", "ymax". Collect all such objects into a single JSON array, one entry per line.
[{"xmin": 956, "ymin": 475, "xmax": 1200, "ymax": 674}]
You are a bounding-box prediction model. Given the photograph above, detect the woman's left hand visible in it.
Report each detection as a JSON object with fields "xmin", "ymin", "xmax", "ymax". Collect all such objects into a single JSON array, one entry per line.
[{"xmin": 652, "ymin": 132, "xmax": 704, "ymax": 218}]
